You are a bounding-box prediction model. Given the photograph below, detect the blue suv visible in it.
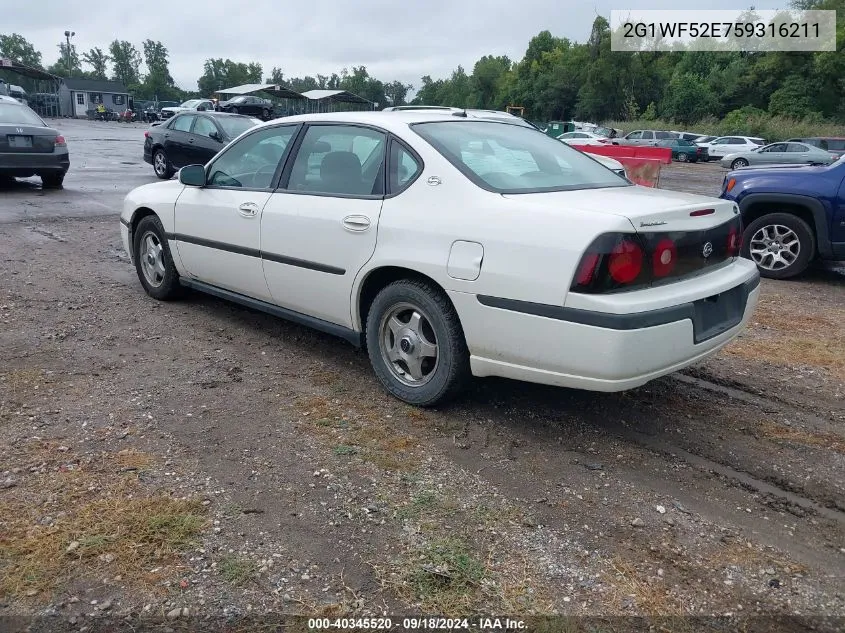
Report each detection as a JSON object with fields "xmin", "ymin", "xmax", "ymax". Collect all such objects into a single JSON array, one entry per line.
[{"xmin": 720, "ymin": 157, "xmax": 845, "ymax": 278}]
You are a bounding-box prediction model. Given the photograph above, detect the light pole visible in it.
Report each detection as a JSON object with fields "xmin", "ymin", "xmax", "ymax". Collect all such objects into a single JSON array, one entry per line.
[{"xmin": 63, "ymin": 30, "xmax": 75, "ymax": 76}]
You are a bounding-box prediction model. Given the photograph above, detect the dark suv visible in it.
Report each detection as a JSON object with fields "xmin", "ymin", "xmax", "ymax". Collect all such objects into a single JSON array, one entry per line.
[{"xmin": 720, "ymin": 157, "xmax": 845, "ymax": 278}]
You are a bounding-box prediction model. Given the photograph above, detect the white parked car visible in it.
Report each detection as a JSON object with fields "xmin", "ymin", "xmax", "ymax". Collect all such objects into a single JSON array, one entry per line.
[
  {"xmin": 120, "ymin": 112, "xmax": 760, "ymax": 406},
  {"xmin": 557, "ymin": 131, "xmax": 610, "ymax": 146},
  {"xmin": 698, "ymin": 135, "xmax": 766, "ymax": 160},
  {"xmin": 160, "ymin": 99, "xmax": 215, "ymax": 120}
]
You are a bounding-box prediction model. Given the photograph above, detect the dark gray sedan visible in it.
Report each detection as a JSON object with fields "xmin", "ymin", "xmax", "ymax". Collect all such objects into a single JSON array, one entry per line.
[{"xmin": 0, "ymin": 96, "xmax": 69, "ymax": 188}]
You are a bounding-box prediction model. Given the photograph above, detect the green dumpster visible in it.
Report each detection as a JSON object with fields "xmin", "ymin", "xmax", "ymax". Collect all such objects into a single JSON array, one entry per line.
[{"xmin": 544, "ymin": 120, "xmax": 573, "ymax": 137}]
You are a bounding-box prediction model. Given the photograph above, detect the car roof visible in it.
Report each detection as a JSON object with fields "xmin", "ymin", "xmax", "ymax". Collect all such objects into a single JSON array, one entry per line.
[
  {"xmin": 0, "ymin": 95, "xmax": 20, "ymax": 103},
  {"xmin": 254, "ymin": 110, "xmax": 533, "ymax": 132}
]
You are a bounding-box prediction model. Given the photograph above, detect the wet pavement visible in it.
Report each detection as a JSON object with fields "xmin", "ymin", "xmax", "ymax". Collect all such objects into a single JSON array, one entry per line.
[{"xmin": 0, "ymin": 119, "xmax": 154, "ymax": 223}]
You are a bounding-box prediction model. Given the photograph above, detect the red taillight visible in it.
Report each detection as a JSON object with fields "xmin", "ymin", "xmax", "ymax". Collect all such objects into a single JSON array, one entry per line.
[
  {"xmin": 690, "ymin": 208, "xmax": 715, "ymax": 217},
  {"xmin": 575, "ymin": 252, "xmax": 600, "ymax": 286},
  {"xmin": 54, "ymin": 135, "xmax": 66, "ymax": 147},
  {"xmin": 608, "ymin": 240, "xmax": 643, "ymax": 284},
  {"xmin": 727, "ymin": 224, "xmax": 741, "ymax": 256},
  {"xmin": 652, "ymin": 238, "xmax": 677, "ymax": 277}
]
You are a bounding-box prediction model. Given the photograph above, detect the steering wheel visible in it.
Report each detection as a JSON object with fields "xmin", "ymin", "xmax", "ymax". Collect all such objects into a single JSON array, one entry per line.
[{"xmin": 253, "ymin": 163, "xmax": 277, "ymax": 188}]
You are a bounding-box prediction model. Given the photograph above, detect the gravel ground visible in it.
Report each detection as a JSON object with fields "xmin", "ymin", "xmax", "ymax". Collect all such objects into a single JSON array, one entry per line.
[{"xmin": 1, "ymin": 120, "xmax": 843, "ymax": 631}]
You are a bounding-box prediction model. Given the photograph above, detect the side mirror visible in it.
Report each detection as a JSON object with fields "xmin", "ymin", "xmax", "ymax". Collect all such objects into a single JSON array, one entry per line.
[
  {"xmin": 209, "ymin": 130, "xmax": 223, "ymax": 142},
  {"xmin": 179, "ymin": 164, "xmax": 206, "ymax": 187}
]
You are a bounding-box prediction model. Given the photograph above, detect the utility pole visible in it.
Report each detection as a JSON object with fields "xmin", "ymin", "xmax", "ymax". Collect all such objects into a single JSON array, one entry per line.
[{"xmin": 63, "ymin": 30, "xmax": 75, "ymax": 76}]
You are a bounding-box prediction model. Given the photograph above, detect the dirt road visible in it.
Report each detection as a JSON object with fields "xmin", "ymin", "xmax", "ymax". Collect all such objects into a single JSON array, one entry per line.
[{"xmin": 1, "ymin": 121, "xmax": 843, "ymax": 632}]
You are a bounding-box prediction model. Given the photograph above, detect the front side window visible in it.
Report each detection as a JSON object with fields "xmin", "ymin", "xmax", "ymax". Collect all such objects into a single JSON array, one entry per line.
[
  {"xmin": 414, "ymin": 120, "xmax": 628, "ymax": 194},
  {"xmin": 286, "ymin": 125, "xmax": 387, "ymax": 196},
  {"xmin": 207, "ymin": 125, "xmax": 297, "ymax": 189},
  {"xmin": 762, "ymin": 143, "xmax": 787, "ymax": 153},
  {"xmin": 171, "ymin": 115, "xmax": 195, "ymax": 132},
  {"xmin": 626, "ymin": 131, "xmax": 643, "ymax": 140},
  {"xmin": 193, "ymin": 116, "xmax": 218, "ymax": 138}
]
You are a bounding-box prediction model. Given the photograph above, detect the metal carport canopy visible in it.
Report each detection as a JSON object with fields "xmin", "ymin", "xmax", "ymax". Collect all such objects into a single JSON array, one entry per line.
[
  {"xmin": 300, "ymin": 89, "xmax": 371, "ymax": 104},
  {"xmin": 0, "ymin": 58, "xmax": 61, "ymax": 81},
  {"xmin": 217, "ymin": 83, "xmax": 304, "ymax": 99}
]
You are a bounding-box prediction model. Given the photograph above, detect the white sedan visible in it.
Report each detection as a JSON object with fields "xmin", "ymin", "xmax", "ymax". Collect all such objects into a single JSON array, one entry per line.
[
  {"xmin": 557, "ymin": 131, "xmax": 610, "ymax": 146},
  {"xmin": 120, "ymin": 112, "xmax": 760, "ymax": 406}
]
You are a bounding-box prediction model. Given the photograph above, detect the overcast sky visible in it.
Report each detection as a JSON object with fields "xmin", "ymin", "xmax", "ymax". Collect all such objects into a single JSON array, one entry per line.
[{"xmin": 7, "ymin": 0, "xmax": 784, "ymax": 92}]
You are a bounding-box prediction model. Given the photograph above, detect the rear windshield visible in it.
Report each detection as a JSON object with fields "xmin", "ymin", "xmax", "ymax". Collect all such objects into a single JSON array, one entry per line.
[
  {"xmin": 413, "ymin": 120, "xmax": 629, "ymax": 194},
  {"xmin": 217, "ymin": 116, "xmax": 261, "ymax": 138},
  {"xmin": 0, "ymin": 103, "xmax": 45, "ymax": 126}
]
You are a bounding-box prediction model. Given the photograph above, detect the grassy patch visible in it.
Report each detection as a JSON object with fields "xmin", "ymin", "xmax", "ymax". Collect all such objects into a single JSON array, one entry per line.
[
  {"xmin": 725, "ymin": 298, "xmax": 845, "ymax": 378},
  {"xmin": 218, "ymin": 555, "xmax": 258, "ymax": 586},
  {"xmin": 333, "ymin": 444, "xmax": 358, "ymax": 456},
  {"xmin": 402, "ymin": 539, "xmax": 486, "ymax": 612},
  {"xmin": 0, "ymin": 444, "xmax": 207, "ymax": 598},
  {"xmin": 397, "ymin": 491, "xmax": 439, "ymax": 519},
  {"xmin": 604, "ymin": 557, "xmax": 681, "ymax": 616}
]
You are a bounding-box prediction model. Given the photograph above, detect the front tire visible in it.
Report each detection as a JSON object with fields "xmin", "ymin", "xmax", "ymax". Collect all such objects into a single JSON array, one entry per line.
[
  {"xmin": 365, "ymin": 280, "xmax": 470, "ymax": 407},
  {"xmin": 676, "ymin": 153, "xmax": 687, "ymax": 162},
  {"xmin": 153, "ymin": 149, "xmax": 174, "ymax": 179},
  {"xmin": 262, "ymin": 109, "xmax": 270, "ymax": 120},
  {"xmin": 741, "ymin": 212, "xmax": 815, "ymax": 279},
  {"xmin": 231, "ymin": 106, "xmax": 239, "ymax": 115},
  {"xmin": 133, "ymin": 215, "xmax": 183, "ymax": 300},
  {"xmin": 731, "ymin": 158, "xmax": 749, "ymax": 169}
]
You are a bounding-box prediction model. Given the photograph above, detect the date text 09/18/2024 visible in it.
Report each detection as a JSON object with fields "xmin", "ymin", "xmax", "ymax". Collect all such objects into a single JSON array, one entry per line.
[{"xmin": 307, "ymin": 617, "xmax": 527, "ymax": 630}]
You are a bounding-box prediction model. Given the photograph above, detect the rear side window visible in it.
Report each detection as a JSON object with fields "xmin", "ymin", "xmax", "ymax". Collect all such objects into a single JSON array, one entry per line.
[
  {"xmin": 388, "ymin": 140, "xmax": 421, "ymax": 194},
  {"xmin": 286, "ymin": 125, "xmax": 387, "ymax": 196},
  {"xmin": 171, "ymin": 115, "xmax": 195, "ymax": 132}
]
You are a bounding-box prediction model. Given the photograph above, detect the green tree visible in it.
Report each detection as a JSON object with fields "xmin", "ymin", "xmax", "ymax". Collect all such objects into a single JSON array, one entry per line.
[
  {"xmin": 109, "ymin": 40, "xmax": 141, "ymax": 86},
  {"xmin": 768, "ymin": 76, "xmax": 819, "ymax": 119},
  {"xmin": 47, "ymin": 41, "xmax": 81, "ymax": 76},
  {"xmin": 265, "ymin": 67, "xmax": 284, "ymax": 84},
  {"xmin": 384, "ymin": 80, "xmax": 412, "ymax": 107},
  {"xmin": 0, "ymin": 33, "xmax": 43, "ymax": 67},
  {"xmin": 470, "ymin": 55, "xmax": 510, "ymax": 109},
  {"xmin": 660, "ymin": 72, "xmax": 717, "ymax": 124},
  {"xmin": 197, "ymin": 59, "xmax": 263, "ymax": 95},
  {"xmin": 82, "ymin": 47, "xmax": 109, "ymax": 80}
]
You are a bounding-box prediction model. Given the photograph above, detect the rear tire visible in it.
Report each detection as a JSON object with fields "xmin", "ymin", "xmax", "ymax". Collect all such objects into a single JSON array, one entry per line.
[
  {"xmin": 41, "ymin": 172, "xmax": 65, "ymax": 188},
  {"xmin": 741, "ymin": 212, "xmax": 815, "ymax": 279},
  {"xmin": 677, "ymin": 153, "xmax": 687, "ymax": 162},
  {"xmin": 153, "ymin": 148, "xmax": 174, "ymax": 179},
  {"xmin": 133, "ymin": 215, "xmax": 183, "ymax": 300},
  {"xmin": 365, "ymin": 279, "xmax": 470, "ymax": 407}
]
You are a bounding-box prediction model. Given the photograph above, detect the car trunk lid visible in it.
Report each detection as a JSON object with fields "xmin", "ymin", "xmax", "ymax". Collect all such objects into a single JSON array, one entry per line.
[
  {"xmin": 0, "ymin": 124, "xmax": 56, "ymax": 154},
  {"xmin": 504, "ymin": 186, "xmax": 743, "ymax": 293}
]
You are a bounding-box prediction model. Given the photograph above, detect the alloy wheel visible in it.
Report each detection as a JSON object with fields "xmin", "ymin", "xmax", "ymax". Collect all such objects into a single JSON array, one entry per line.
[
  {"xmin": 140, "ymin": 230, "xmax": 166, "ymax": 287},
  {"xmin": 378, "ymin": 302, "xmax": 439, "ymax": 387},
  {"xmin": 749, "ymin": 224, "xmax": 801, "ymax": 272}
]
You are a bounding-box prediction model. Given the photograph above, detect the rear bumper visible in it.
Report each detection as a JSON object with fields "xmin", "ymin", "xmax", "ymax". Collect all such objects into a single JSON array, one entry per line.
[
  {"xmin": 450, "ymin": 259, "xmax": 761, "ymax": 392},
  {"xmin": 0, "ymin": 151, "xmax": 69, "ymax": 176}
]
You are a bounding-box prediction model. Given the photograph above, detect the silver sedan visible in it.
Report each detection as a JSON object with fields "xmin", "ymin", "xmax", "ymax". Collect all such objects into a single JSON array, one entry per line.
[{"xmin": 720, "ymin": 142, "xmax": 836, "ymax": 170}]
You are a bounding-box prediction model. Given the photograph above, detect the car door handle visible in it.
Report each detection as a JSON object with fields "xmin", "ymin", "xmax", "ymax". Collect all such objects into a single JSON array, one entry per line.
[
  {"xmin": 238, "ymin": 202, "xmax": 259, "ymax": 217},
  {"xmin": 188, "ymin": 138, "xmax": 194, "ymax": 144},
  {"xmin": 342, "ymin": 215, "xmax": 371, "ymax": 232}
]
